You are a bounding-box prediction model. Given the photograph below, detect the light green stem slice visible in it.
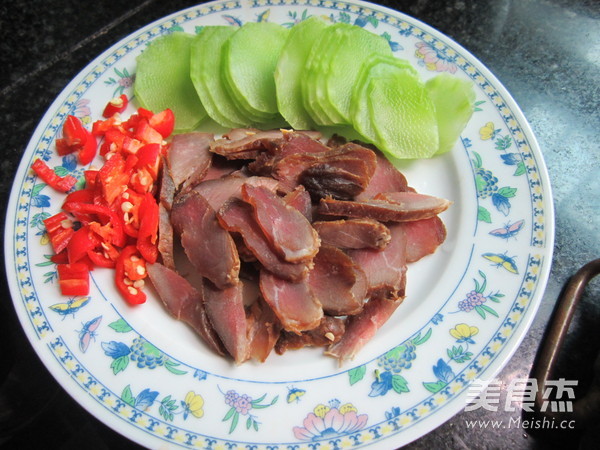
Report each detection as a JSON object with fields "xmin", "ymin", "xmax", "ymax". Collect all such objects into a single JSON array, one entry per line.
[
  {"xmin": 425, "ymin": 73, "xmax": 476, "ymax": 154},
  {"xmin": 301, "ymin": 25, "xmax": 339, "ymax": 126},
  {"xmin": 275, "ymin": 16, "xmax": 330, "ymax": 130},
  {"xmin": 223, "ymin": 22, "xmax": 289, "ymax": 120},
  {"xmin": 351, "ymin": 54, "xmax": 417, "ymax": 143},
  {"xmin": 191, "ymin": 26, "xmax": 252, "ymax": 128},
  {"xmin": 134, "ymin": 32, "xmax": 207, "ymax": 133},
  {"xmin": 368, "ymin": 69, "xmax": 439, "ymax": 159},
  {"xmin": 325, "ymin": 24, "xmax": 393, "ymax": 124}
]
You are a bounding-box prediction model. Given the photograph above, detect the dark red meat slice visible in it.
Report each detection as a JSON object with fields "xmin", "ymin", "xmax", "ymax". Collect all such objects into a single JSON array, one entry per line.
[
  {"xmin": 159, "ymin": 156, "xmax": 176, "ymax": 211},
  {"xmin": 248, "ymin": 131, "xmax": 327, "ymax": 176},
  {"xmin": 192, "ymin": 175, "xmax": 279, "ymax": 211},
  {"xmin": 171, "ymin": 191, "xmax": 239, "ymax": 289},
  {"xmin": 242, "ymin": 184, "xmax": 320, "ymax": 263},
  {"xmin": 356, "ymin": 150, "xmax": 409, "ymax": 200},
  {"xmin": 347, "ymin": 223, "xmax": 407, "ymax": 300},
  {"xmin": 275, "ymin": 316, "xmax": 345, "ymax": 354},
  {"xmin": 259, "ymin": 270, "xmax": 323, "ymax": 333},
  {"xmin": 318, "ymin": 192, "xmax": 449, "ymax": 222},
  {"xmin": 203, "ymin": 280, "xmax": 248, "ymax": 364},
  {"xmin": 326, "ymin": 143, "xmax": 377, "ymax": 179},
  {"xmin": 325, "ymin": 296, "xmax": 404, "ymax": 364},
  {"xmin": 217, "ymin": 199, "xmax": 309, "ymax": 281},
  {"xmin": 284, "ymin": 185, "xmax": 312, "ymax": 221},
  {"xmin": 270, "ymin": 143, "xmax": 376, "ymax": 193},
  {"xmin": 157, "ymin": 204, "xmax": 175, "ymax": 269},
  {"xmin": 167, "ymin": 132, "xmax": 213, "ymax": 192},
  {"xmin": 245, "ymin": 298, "xmax": 282, "ymax": 363},
  {"xmin": 202, "ymin": 154, "xmax": 245, "ymax": 181},
  {"xmin": 146, "ymin": 263, "xmax": 225, "ymax": 356},
  {"xmin": 374, "ymin": 191, "xmax": 451, "ymax": 219},
  {"xmin": 300, "ymin": 164, "xmax": 367, "ymax": 201},
  {"xmin": 308, "ymin": 245, "xmax": 366, "ymax": 316},
  {"xmin": 405, "ymin": 216, "xmax": 447, "ymax": 262},
  {"xmin": 210, "ymin": 129, "xmax": 284, "ymax": 160},
  {"xmin": 278, "ymin": 131, "xmax": 329, "ymax": 157},
  {"xmin": 313, "ymin": 218, "xmax": 391, "ymax": 250},
  {"xmin": 158, "ymin": 158, "xmax": 176, "ymax": 268}
]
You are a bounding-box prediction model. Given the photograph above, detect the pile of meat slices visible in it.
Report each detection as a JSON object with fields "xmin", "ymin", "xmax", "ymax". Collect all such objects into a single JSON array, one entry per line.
[{"xmin": 146, "ymin": 129, "xmax": 450, "ymax": 365}]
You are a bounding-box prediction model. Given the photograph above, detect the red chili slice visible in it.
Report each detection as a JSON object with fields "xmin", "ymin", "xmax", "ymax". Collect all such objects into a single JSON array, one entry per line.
[
  {"xmin": 115, "ymin": 246, "xmax": 147, "ymax": 305},
  {"xmin": 102, "ymin": 94, "xmax": 128, "ymax": 118},
  {"xmin": 31, "ymin": 159, "xmax": 77, "ymax": 193},
  {"xmin": 136, "ymin": 193, "xmax": 159, "ymax": 264},
  {"xmin": 62, "ymin": 202, "xmax": 126, "ymax": 248},
  {"xmin": 43, "ymin": 212, "xmax": 75, "ymax": 254},
  {"xmin": 57, "ymin": 263, "xmax": 90, "ymax": 296},
  {"xmin": 149, "ymin": 109, "xmax": 175, "ymax": 139},
  {"xmin": 67, "ymin": 225, "xmax": 99, "ymax": 264}
]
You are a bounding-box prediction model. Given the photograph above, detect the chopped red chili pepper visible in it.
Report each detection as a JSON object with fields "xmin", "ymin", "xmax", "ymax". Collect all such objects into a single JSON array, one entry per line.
[
  {"xmin": 67, "ymin": 225, "xmax": 99, "ymax": 264},
  {"xmin": 51, "ymin": 251, "xmax": 69, "ymax": 265},
  {"xmin": 135, "ymin": 143, "xmax": 161, "ymax": 178},
  {"xmin": 149, "ymin": 108, "xmax": 175, "ymax": 139},
  {"xmin": 84, "ymin": 170, "xmax": 99, "ymax": 189},
  {"xmin": 115, "ymin": 246, "xmax": 147, "ymax": 305},
  {"xmin": 55, "ymin": 115, "xmax": 97, "ymax": 164},
  {"xmin": 44, "ymin": 105, "xmax": 169, "ymax": 305},
  {"xmin": 87, "ymin": 248, "xmax": 116, "ymax": 268},
  {"xmin": 134, "ymin": 118, "xmax": 163, "ymax": 145},
  {"xmin": 57, "ymin": 263, "xmax": 90, "ymax": 296},
  {"xmin": 78, "ymin": 132, "xmax": 98, "ymax": 166},
  {"xmin": 43, "ymin": 212, "xmax": 75, "ymax": 254},
  {"xmin": 62, "ymin": 202, "xmax": 126, "ymax": 248},
  {"xmin": 136, "ymin": 193, "xmax": 159, "ymax": 263},
  {"xmin": 98, "ymin": 153, "xmax": 131, "ymax": 205},
  {"xmin": 32, "ymin": 159, "xmax": 77, "ymax": 192},
  {"xmin": 102, "ymin": 94, "xmax": 129, "ymax": 118}
]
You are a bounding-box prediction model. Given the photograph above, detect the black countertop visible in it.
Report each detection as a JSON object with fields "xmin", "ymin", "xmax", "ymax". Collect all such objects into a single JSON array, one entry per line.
[{"xmin": 1, "ymin": 1, "xmax": 599, "ymax": 449}]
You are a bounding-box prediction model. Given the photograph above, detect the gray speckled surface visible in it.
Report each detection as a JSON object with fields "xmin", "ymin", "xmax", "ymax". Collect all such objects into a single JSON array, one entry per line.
[{"xmin": 1, "ymin": 0, "xmax": 599, "ymax": 448}]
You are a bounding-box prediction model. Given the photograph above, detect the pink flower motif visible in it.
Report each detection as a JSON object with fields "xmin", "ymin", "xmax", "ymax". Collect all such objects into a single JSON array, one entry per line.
[
  {"xmin": 415, "ymin": 41, "xmax": 457, "ymax": 73},
  {"xmin": 293, "ymin": 408, "xmax": 369, "ymax": 441},
  {"xmin": 73, "ymin": 98, "xmax": 92, "ymax": 125},
  {"xmin": 234, "ymin": 394, "xmax": 253, "ymax": 415}
]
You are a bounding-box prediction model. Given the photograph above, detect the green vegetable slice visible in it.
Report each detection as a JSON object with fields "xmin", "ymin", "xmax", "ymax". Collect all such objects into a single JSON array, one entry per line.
[
  {"xmin": 425, "ymin": 73, "xmax": 476, "ymax": 154},
  {"xmin": 135, "ymin": 32, "xmax": 207, "ymax": 133},
  {"xmin": 275, "ymin": 16, "xmax": 330, "ymax": 130},
  {"xmin": 368, "ymin": 69, "xmax": 439, "ymax": 159},
  {"xmin": 324, "ymin": 24, "xmax": 393, "ymax": 124},
  {"xmin": 191, "ymin": 26, "xmax": 251, "ymax": 128},
  {"xmin": 223, "ymin": 22, "xmax": 289, "ymax": 121},
  {"xmin": 351, "ymin": 54, "xmax": 417, "ymax": 143},
  {"xmin": 302, "ymin": 25, "xmax": 339, "ymax": 126}
]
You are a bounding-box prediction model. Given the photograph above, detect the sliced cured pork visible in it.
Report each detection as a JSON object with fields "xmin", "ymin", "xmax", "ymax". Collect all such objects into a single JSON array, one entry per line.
[
  {"xmin": 203, "ymin": 280, "xmax": 248, "ymax": 364},
  {"xmin": 313, "ymin": 218, "xmax": 391, "ymax": 250},
  {"xmin": 146, "ymin": 263, "xmax": 225, "ymax": 356},
  {"xmin": 242, "ymin": 184, "xmax": 320, "ymax": 263},
  {"xmin": 167, "ymin": 132, "xmax": 213, "ymax": 192},
  {"xmin": 318, "ymin": 192, "xmax": 450, "ymax": 222},
  {"xmin": 347, "ymin": 223, "xmax": 407, "ymax": 300},
  {"xmin": 217, "ymin": 199, "xmax": 310, "ymax": 281},
  {"xmin": 171, "ymin": 191, "xmax": 240, "ymax": 289},
  {"xmin": 259, "ymin": 270, "xmax": 323, "ymax": 334},
  {"xmin": 308, "ymin": 245, "xmax": 366, "ymax": 316}
]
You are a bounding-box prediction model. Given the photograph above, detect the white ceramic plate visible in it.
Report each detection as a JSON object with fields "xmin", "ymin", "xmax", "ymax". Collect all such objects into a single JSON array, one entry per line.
[{"xmin": 5, "ymin": 1, "xmax": 554, "ymax": 448}]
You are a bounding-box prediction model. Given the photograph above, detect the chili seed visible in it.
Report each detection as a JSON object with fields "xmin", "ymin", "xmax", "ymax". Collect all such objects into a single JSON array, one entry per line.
[{"xmin": 121, "ymin": 201, "xmax": 133, "ymax": 212}]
